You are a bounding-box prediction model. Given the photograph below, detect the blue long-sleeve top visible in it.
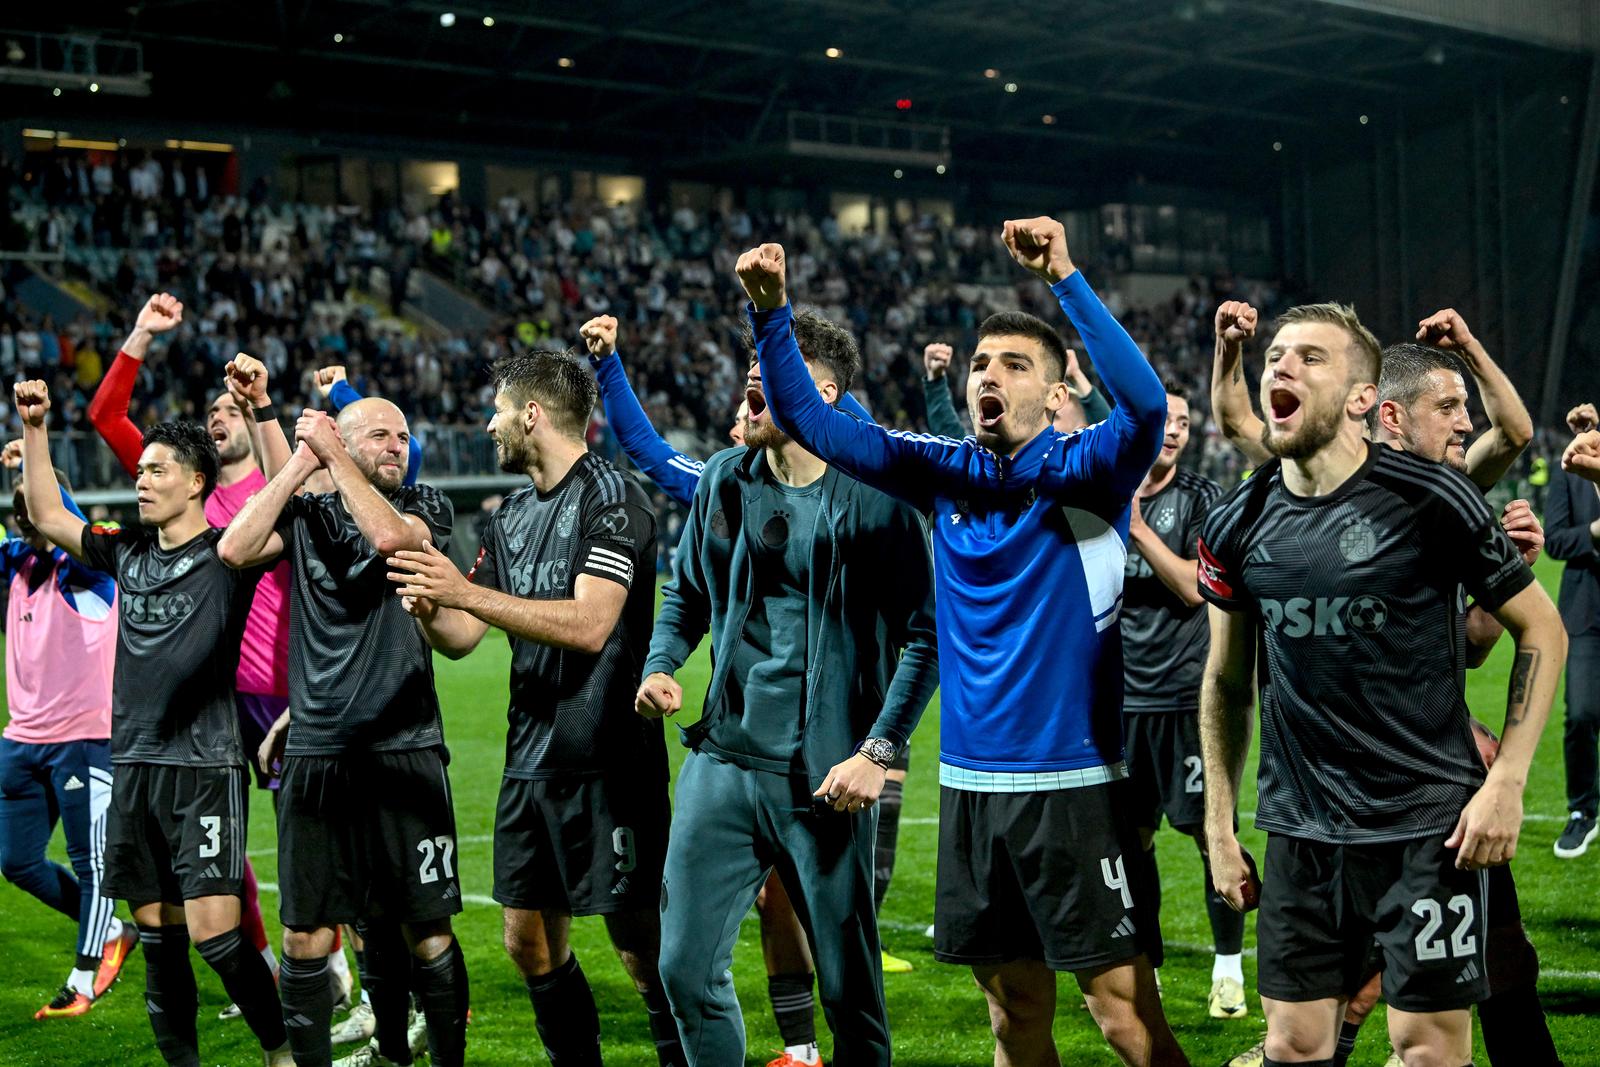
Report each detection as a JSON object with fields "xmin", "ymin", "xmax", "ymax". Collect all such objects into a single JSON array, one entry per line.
[
  {"xmin": 590, "ymin": 350, "xmax": 874, "ymax": 508},
  {"xmin": 1, "ymin": 484, "xmax": 116, "ymax": 615},
  {"xmin": 753, "ymin": 270, "xmax": 1167, "ymax": 790},
  {"xmin": 327, "ymin": 380, "xmax": 423, "ymax": 486}
]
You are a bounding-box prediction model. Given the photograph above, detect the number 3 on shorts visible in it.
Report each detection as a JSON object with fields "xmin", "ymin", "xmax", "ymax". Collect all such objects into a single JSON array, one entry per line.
[
  {"xmin": 198, "ymin": 815, "xmax": 222, "ymax": 858},
  {"xmin": 416, "ymin": 835, "xmax": 457, "ymax": 884}
]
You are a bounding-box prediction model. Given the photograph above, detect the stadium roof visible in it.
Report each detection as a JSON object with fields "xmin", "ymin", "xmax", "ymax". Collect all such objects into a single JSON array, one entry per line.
[{"xmin": 3, "ymin": 1, "xmax": 1593, "ymax": 191}]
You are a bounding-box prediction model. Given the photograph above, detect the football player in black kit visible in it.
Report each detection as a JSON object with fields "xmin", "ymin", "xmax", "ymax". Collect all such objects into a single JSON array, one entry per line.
[
  {"xmin": 15, "ymin": 379, "xmax": 290, "ymax": 1067},
  {"xmin": 220, "ymin": 399, "xmax": 464, "ymax": 1067},
  {"xmin": 385, "ymin": 348, "xmax": 683, "ymax": 1067},
  {"xmin": 1118, "ymin": 390, "xmax": 1247, "ymax": 1020},
  {"xmin": 1196, "ymin": 302, "xmax": 1566, "ymax": 1067}
]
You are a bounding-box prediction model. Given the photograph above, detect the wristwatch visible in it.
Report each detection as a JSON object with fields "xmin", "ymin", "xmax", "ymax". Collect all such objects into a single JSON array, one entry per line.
[{"xmin": 857, "ymin": 737, "xmax": 898, "ymax": 769}]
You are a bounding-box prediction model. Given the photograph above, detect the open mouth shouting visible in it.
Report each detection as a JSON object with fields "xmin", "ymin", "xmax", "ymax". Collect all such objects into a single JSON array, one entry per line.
[
  {"xmin": 1268, "ymin": 386, "xmax": 1303, "ymax": 425},
  {"xmin": 976, "ymin": 392, "xmax": 1006, "ymax": 431},
  {"xmin": 745, "ymin": 385, "xmax": 769, "ymax": 423}
]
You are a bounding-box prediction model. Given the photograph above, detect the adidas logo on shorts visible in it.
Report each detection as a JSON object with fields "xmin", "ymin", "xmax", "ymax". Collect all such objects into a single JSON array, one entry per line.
[
  {"xmin": 199, "ymin": 863, "xmax": 222, "ymax": 880},
  {"xmin": 1109, "ymin": 915, "xmax": 1137, "ymax": 939},
  {"xmin": 1456, "ymin": 959, "xmax": 1482, "ymax": 984},
  {"xmin": 63, "ymin": 776, "xmax": 84, "ymax": 790},
  {"xmin": 442, "ymin": 884, "xmax": 459, "ymax": 900},
  {"xmin": 612, "ymin": 876, "xmax": 631, "ymax": 896}
]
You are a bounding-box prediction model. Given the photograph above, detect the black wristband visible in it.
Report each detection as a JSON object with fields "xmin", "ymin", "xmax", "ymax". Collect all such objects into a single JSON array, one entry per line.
[{"xmin": 252, "ymin": 402, "xmax": 278, "ymax": 423}]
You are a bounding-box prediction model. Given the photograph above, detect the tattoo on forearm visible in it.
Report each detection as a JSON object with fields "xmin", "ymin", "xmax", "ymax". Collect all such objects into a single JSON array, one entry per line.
[{"xmin": 1507, "ymin": 650, "xmax": 1539, "ymax": 727}]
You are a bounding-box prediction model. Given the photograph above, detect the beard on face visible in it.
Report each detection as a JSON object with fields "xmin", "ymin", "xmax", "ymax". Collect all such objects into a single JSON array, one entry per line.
[
  {"xmin": 743, "ymin": 418, "xmax": 790, "ymax": 451},
  {"xmin": 1260, "ymin": 397, "xmax": 1345, "ymax": 461},
  {"xmin": 495, "ymin": 427, "xmax": 533, "ymax": 475},
  {"xmin": 216, "ymin": 431, "xmax": 252, "ymax": 465},
  {"xmin": 352, "ymin": 447, "xmax": 405, "ymax": 492}
]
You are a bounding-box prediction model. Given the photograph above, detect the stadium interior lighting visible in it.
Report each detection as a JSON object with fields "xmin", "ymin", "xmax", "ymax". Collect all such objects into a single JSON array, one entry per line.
[
  {"xmin": 5, "ymin": 39, "xmax": 23, "ymax": 64},
  {"xmin": 89, "ymin": 82, "xmax": 100, "ymax": 92},
  {"xmin": 482, "ymin": 16, "xmax": 495, "ymax": 27},
  {"xmin": 1273, "ymin": 140, "xmax": 1283, "ymax": 151},
  {"xmin": 439, "ymin": 12, "xmax": 456, "ymax": 27},
  {"xmin": 893, "ymin": 168, "xmax": 903, "ymax": 178},
  {"xmin": 333, "ymin": 33, "xmax": 344, "ymax": 43},
  {"xmin": 935, "ymin": 163, "xmax": 946, "ymax": 174},
  {"xmin": 21, "ymin": 128, "xmax": 59, "ymax": 138},
  {"xmin": 58, "ymin": 137, "xmax": 118, "ymax": 150},
  {"xmin": 1359, "ymin": 113, "xmax": 1369, "ymax": 124},
  {"xmin": 163, "ymin": 138, "xmax": 235, "ymax": 152},
  {"xmin": 825, "ymin": 47, "xmax": 842, "ymax": 58},
  {"xmin": 1003, "ymin": 82, "xmax": 1018, "ymax": 93},
  {"xmin": 557, "ymin": 57, "xmax": 575, "ymax": 68},
  {"xmin": 1041, "ymin": 113, "xmax": 1056, "ymax": 125},
  {"xmin": 895, "ymin": 98, "xmax": 912, "ymax": 110},
  {"xmin": 51, "ymin": 87, "xmax": 60, "ymax": 96},
  {"xmin": 983, "ymin": 68, "xmax": 998, "ymax": 79}
]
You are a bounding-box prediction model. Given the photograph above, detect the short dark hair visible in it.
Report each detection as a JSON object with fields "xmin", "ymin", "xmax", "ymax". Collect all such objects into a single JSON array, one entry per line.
[
  {"xmin": 977, "ymin": 311, "xmax": 1067, "ymax": 383},
  {"xmin": 739, "ymin": 307, "xmax": 861, "ymax": 395},
  {"xmin": 492, "ymin": 348, "xmax": 597, "ymax": 438},
  {"xmin": 1273, "ymin": 302, "xmax": 1383, "ymax": 386},
  {"xmin": 1378, "ymin": 343, "xmax": 1467, "ymax": 411},
  {"xmin": 141, "ymin": 421, "xmax": 220, "ymax": 499}
]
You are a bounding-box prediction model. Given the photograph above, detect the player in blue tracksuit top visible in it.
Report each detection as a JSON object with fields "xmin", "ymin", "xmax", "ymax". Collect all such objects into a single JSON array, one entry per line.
[{"xmin": 738, "ymin": 216, "xmax": 1188, "ymax": 1067}]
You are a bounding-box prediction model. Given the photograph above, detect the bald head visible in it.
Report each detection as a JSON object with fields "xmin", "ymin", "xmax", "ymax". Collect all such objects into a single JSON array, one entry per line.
[{"xmin": 338, "ymin": 397, "xmax": 411, "ymax": 492}]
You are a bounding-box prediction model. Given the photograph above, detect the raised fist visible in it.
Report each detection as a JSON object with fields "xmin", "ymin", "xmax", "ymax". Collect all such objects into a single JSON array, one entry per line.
[
  {"xmin": 1563, "ymin": 430, "xmax": 1600, "ymax": 485},
  {"xmin": 13, "ymin": 380, "xmax": 50, "ymax": 429},
  {"xmin": 0, "ymin": 440, "xmax": 21, "ymax": 470},
  {"xmin": 735, "ymin": 243, "xmax": 788, "ymax": 310},
  {"xmin": 1416, "ymin": 308, "xmax": 1475, "ymax": 351},
  {"xmin": 1215, "ymin": 301, "xmax": 1258, "ymax": 345},
  {"xmin": 225, "ymin": 353, "xmax": 270, "ymax": 408},
  {"xmin": 580, "ymin": 315, "xmax": 619, "ymax": 359},
  {"xmin": 314, "ymin": 365, "xmax": 347, "ymax": 400},
  {"xmin": 134, "ymin": 293, "xmax": 184, "ymax": 335},
  {"xmin": 923, "ymin": 343, "xmax": 953, "ymax": 381},
  {"xmin": 1001, "ymin": 217, "xmax": 1074, "ymax": 283},
  {"xmin": 1566, "ymin": 402, "xmax": 1598, "ymax": 436},
  {"xmin": 295, "ymin": 408, "xmax": 343, "ymax": 462}
]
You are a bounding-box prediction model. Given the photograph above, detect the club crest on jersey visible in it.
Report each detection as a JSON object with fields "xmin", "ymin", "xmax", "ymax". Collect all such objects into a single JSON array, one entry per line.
[
  {"xmin": 171, "ymin": 553, "xmax": 197, "ymax": 578},
  {"xmin": 1338, "ymin": 516, "xmax": 1377, "ymax": 563},
  {"xmin": 556, "ymin": 499, "xmax": 580, "ymax": 538},
  {"xmin": 1153, "ymin": 505, "xmax": 1177, "ymax": 534}
]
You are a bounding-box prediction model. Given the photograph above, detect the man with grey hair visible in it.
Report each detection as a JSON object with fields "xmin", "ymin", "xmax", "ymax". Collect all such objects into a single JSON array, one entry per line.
[{"xmin": 220, "ymin": 399, "xmax": 465, "ymax": 1067}]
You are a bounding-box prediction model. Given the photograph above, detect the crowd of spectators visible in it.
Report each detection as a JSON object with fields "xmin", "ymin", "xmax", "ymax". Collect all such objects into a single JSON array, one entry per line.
[{"xmin": 0, "ymin": 147, "xmax": 1556, "ymax": 513}]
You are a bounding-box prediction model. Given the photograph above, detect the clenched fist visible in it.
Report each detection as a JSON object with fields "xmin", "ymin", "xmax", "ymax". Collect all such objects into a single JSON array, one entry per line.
[
  {"xmin": 1564, "ymin": 430, "xmax": 1600, "ymax": 485},
  {"xmin": 735, "ymin": 244, "xmax": 788, "ymax": 310},
  {"xmin": 1416, "ymin": 308, "xmax": 1476, "ymax": 351},
  {"xmin": 314, "ymin": 365, "xmax": 348, "ymax": 400},
  {"xmin": 1215, "ymin": 301, "xmax": 1258, "ymax": 345},
  {"xmin": 1001, "ymin": 217, "xmax": 1075, "ymax": 283},
  {"xmin": 1566, "ymin": 403, "xmax": 1597, "ymax": 436},
  {"xmin": 580, "ymin": 315, "xmax": 619, "ymax": 359},
  {"xmin": 923, "ymin": 343, "xmax": 953, "ymax": 381},
  {"xmin": 135, "ymin": 293, "xmax": 184, "ymax": 335},
  {"xmin": 635, "ymin": 672, "xmax": 683, "ymax": 719},
  {"xmin": 1499, "ymin": 499, "xmax": 1543, "ymax": 567},
  {"xmin": 13, "ymin": 380, "xmax": 50, "ymax": 429},
  {"xmin": 225, "ymin": 353, "xmax": 270, "ymax": 408}
]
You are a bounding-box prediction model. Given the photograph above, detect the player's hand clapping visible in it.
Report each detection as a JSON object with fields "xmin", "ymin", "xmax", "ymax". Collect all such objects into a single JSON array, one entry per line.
[
  {"xmin": 923, "ymin": 343, "xmax": 953, "ymax": 382},
  {"xmin": 635, "ymin": 672, "xmax": 683, "ymax": 719},
  {"xmin": 387, "ymin": 542, "xmax": 472, "ymax": 608},
  {"xmin": 13, "ymin": 380, "xmax": 50, "ymax": 428},
  {"xmin": 580, "ymin": 315, "xmax": 619, "ymax": 359},
  {"xmin": 295, "ymin": 408, "xmax": 342, "ymax": 463},
  {"xmin": 1001, "ymin": 217, "xmax": 1075, "ymax": 284},
  {"xmin": 813, "ymin": 753, "xmax": 887, "ymax": 815},
  {"xmin": 735, "ymin": 243, "xmax": 788, "ymax": 311},
  {"xmin": 314, "ymin": 365, "xmax": 347, "ymax": 400}
]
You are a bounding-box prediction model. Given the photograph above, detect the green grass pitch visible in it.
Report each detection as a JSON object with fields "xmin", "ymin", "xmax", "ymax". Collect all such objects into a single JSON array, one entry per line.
[{"xmin": 0, "ymin": 559, "xmax": 1596, "ymax": 1064}]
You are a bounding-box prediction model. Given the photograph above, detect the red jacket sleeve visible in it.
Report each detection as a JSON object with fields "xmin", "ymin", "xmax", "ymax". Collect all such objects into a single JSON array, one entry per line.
[{"xmin": 86, "ymin": 351, "xmax": 147, "ymax": 478}]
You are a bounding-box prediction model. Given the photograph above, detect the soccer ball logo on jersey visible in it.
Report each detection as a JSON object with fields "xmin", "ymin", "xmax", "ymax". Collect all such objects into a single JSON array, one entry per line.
[
  {"xmin": 1338, "ymin": 516, "xmax": 1378, "ymax": 563},
  {"xmin": 303, "ymin": 557, "xmax": 341, "ymax": 593},
  {"xmin": 1345, "ymin": 594, "xmax": 1388, "ymax": 633},
  {"xmin": 1259, "ymin": 594, "xmax": 1387, "ymax": 637},
  {"xmin": 123, "ymin": 591, "xmax": 194, "ymax": 624}
]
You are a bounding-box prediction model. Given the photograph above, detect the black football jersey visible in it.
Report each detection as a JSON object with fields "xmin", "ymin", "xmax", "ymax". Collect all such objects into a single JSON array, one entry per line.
[
  {"xmin": 80, "ymin": 525, "xmax": 262, "ymax": 767},
  {"xmin": 1122, "ymin": 468, "xmax": 1222, "ymax": 713},
  {"xmin": 469, "ymin": 453, "xmax": 664, "ymax": 781},
  {"xmin": 275, "ymin": 485, "xmax": 453, "ymax": 755},
  {"xmin": 1197, "ymin": 444, "xmax": 1534, "ymax": 844}
]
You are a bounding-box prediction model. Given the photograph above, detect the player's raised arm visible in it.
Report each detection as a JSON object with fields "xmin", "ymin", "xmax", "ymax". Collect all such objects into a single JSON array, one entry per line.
[
  {"xmin": 88, "ymin": 292, "xmax": 183, "ymax": 477},
  {"xmin": 217, "ymin": 441, "xmax": 322, "ymax": 568},
  {"xmin": 1000, "ymin": 216, "xmax": 1165, "ymax": 495},
  {"xmin": 920, "ymin": 343, "xmax": 970, "ymax": 439},
  {"xmin": 1417, "ymin": 309, "xmax": 1533, "ymax": 489},
  {"xmin": 14, "ymin": 381, "xmax": 88, "ymax": 559},
  {"xmin": 1210, "ymin": 301, "xmax": 1271, "ymax": 466},
  {"xmin": 224, "ymin": 352, "xmax": 292, "ymax": 481},
  {"xmin": 741, "ymin": 243, "xmax": 958, "ymax": 511},
  {"xmin": 582, "ymin": 314, "xmax": 704, "ymax": 508}
]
